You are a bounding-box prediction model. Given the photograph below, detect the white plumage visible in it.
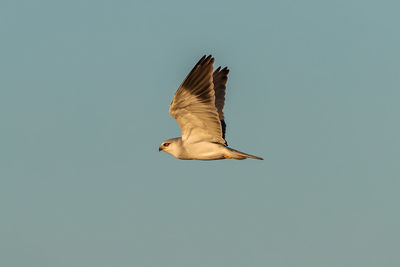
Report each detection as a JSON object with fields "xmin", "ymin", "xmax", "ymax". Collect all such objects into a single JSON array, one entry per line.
[{"xmin": 159, "ymin": 55, "xmax": 263, "ymax": 160}]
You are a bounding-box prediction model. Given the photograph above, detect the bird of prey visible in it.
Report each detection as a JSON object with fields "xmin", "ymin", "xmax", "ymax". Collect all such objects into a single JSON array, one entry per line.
[{"xmin": 159, "ymin": 55, "xmax": 263, "ymax": 160}]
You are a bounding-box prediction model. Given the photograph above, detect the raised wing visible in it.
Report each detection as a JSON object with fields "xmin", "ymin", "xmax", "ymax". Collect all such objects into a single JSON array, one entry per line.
[
  {"xmin": 169, "ymin": 55, "xmax": 226, "ymax": 145},
  {"xmin": 213, "ymin": 66, "xmax": 229, "ymax": 142}
]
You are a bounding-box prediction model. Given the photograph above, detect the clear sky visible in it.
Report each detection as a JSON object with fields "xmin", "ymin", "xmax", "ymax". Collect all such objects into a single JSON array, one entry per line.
[{"xmin": 1, "ymin": 0, "xmax": 399, "ymax": 266}]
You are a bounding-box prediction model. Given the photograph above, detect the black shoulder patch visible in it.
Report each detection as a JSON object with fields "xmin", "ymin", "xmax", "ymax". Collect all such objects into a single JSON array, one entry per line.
[{"xmin": 221, "ymin": 119, "xmax": 227, "ymax": 146}]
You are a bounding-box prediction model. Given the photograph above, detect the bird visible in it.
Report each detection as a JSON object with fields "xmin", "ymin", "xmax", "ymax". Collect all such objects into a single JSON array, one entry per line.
[{"xmin": 159, "ymin": 55, "xmax": 263, "ymax": 160}]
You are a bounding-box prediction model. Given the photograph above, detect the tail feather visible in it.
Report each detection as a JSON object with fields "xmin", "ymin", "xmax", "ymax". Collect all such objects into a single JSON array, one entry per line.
[{"xmin": 227, "ymin": 147, "xmax": 263, "ymax": 160}]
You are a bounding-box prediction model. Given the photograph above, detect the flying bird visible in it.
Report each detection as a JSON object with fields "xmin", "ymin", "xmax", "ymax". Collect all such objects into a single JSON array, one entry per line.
[{"xmin": 159, "ymin": 55, "xmax": 263, "ymax": 160}]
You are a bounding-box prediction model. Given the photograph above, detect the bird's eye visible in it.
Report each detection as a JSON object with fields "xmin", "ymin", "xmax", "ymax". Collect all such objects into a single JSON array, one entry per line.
[{"xmin": 164, "ymin": 143, "xmax": 170, "ymax": 147}]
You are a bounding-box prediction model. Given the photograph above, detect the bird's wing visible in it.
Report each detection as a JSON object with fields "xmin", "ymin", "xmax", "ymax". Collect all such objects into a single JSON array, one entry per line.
[
  {"xmin": 169, "ymin": 55, "xmax": 226, "ymax": 145},
  {"xmin": 213, "ymin": 66, "xmax": 229, "ymax": 142}
]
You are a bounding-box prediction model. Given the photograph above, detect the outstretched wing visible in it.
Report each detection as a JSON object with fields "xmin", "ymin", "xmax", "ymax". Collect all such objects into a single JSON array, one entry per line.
[
  {"xmin": 213, "ymin": 66, "xmax": 229, "ymax": 142},
  {"xmin": 169, "ymin": 55, "xmax": 226, "ymax": 145}
]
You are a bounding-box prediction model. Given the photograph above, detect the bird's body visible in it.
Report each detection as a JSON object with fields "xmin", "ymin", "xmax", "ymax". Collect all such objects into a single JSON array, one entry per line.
[
  {"xmin": 159, "ymin": 55, "xmax": 263, "ymax": 161},
  {"xmin": 161, "ymin": 137, "xmax": 262, "ymax": 160},
  {"xmin": 161, "ymin": 138, "xmax": 224, "ymax": 160}
]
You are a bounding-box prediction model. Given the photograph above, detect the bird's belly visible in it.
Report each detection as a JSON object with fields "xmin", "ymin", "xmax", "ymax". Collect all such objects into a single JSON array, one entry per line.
[{"xmin": 182, "ymin": 142, "xmax": 226, "ymax": 160}]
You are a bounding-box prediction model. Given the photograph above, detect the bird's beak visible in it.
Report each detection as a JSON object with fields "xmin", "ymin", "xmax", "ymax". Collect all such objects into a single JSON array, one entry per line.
[{"xmin": 158, "ymin": 146, "xmax": 163, "ymax": 152}]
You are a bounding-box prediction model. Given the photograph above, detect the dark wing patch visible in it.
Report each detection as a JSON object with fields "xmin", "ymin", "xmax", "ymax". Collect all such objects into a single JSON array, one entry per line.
[
  {"xmin": 213, "ymin": 66, "xmax": 229, "ymax": 120},
  {"xmin": 180, "ymin": 55, "xmax": 215, "ymax": 104},
  {"xmin": 221, "ymin": 119, "xmax": 227, "ymax": 146},
  {"xmin": 213, "ymin": 66, "xmax": 229, "ymax": 145}
]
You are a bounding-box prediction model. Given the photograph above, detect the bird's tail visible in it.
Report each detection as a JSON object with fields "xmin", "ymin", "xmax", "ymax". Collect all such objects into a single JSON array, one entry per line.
[{"xmin": 226, "ymin": 147, "xmax": 263, "ymax": 160}]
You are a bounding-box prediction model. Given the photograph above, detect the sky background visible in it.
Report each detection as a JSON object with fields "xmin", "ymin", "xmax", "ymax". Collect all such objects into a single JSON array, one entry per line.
[{"xmin": 1, "ymin": 0, "xmax": 399, "ymax": 266}]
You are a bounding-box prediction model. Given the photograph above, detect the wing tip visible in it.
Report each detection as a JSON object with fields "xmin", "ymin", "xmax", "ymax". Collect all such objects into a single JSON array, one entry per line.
[
  {"xmin": 214, "ymin": 66, "xmax": 229, "ymax": 74},
  {"xmin": 197, "ymin": 54, "xmax": 214, "ymax": 66}
]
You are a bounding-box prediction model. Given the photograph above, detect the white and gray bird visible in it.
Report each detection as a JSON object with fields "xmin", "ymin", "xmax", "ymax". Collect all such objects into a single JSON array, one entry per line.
[{"xmin": 159, "ymin": 55, "xmax": 263, "ymax": 160}]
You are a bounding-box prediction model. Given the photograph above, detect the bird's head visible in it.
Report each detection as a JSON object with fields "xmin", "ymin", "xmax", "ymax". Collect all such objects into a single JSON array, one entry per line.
[{"xmin": 158, "ymin": 138, "xmax": 181, "ymax": 157}]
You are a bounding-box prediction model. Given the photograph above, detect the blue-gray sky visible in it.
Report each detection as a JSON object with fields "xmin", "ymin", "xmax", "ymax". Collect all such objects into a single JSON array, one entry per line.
[{"xmin": 1, "ymin": 0, "xmax": 399, "ymax": 266}]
